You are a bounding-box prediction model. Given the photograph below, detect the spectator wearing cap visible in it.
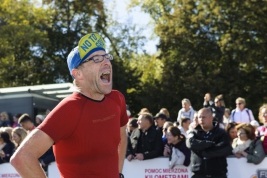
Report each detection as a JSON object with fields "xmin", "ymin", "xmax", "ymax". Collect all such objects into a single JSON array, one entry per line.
[
  {"xmin": 154, "ymin": 113, "xmax": 167, "ymax": 137},
  {"xmin": 177, "ymin": 98, "xmax": 195, "ymax": 123},
  {"xmin": 126, "ymin": 112, "xmax": 163, "ymax": 161},
  {"xmin": 12, "ymin": 114, "xmax": 21, "ymax": 128},
  {"xmin": 18, "ymin": 114, "xmax": 35, "ymax": 133},
  {"xmin": 35, "ymin": 115, "xmax": 44, "ymax": 127},
  {"xmin": 127, "ymin": 118, "xmax": 138, "ymax": 137}
]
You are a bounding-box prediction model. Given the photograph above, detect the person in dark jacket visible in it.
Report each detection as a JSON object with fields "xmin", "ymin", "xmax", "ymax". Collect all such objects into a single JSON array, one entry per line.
[
  {"xmin": 0, "ymin": 131, "xmax": 15, "ymax": 164},
  {"xmin": 186, "ymin": 108, "xmax": 232, "ymax": 178},
  {"xmin": 214, "ymin": 94, "xmax": 225, "ymax": 124},
  {"xmin": 126, "ymin": 112, "xmax": 163, "ymax": 161},
  {"xmin": 204, "ymin": 93, "xmax": 225, "ymax": 124},
  {"xmin": 154, "ymin": 113, "xmax": 167, "ymax": 137},
  {"xmin": 163, "ymin": 126, "xmax": 191, "ymax": 168},
  {"xmin": 39, "ymin": 147, "xmax": 55, "ymax": 172}
]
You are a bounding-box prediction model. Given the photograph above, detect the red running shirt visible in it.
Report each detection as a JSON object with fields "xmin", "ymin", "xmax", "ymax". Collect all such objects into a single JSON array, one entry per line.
[{"xmin": 38, "ymin": 90, "xmax": 128, "ymax": 178}]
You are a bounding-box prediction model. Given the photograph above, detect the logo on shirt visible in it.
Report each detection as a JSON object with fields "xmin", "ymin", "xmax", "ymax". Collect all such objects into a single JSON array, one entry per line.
[{"xmin": 93, "ymin": 114, "xmax": 115, "ymax": 123}]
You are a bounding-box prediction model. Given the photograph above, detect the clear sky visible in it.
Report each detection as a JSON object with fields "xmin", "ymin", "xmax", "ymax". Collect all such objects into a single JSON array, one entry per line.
[{"xmin": 104, "ymin": 0, "xmax": 158, "ymax": 54}]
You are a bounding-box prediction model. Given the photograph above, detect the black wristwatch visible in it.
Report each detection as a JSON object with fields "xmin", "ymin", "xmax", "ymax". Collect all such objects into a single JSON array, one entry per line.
[{"xmin": 119, "ymin": 173, "xmax": 124, "ymax": 178}]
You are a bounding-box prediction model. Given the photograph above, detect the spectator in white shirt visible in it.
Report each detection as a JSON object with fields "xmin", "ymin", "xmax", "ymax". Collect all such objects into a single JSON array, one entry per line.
[
  {"xmin": 188, "ymin": 112, "xmax": 198, "ymax": 132},
  {"xmin": 177, "ymin": 98, "xmax": 195, "ymax": 123},
  {"xmin": 178, "ymin": 118, "xmax": 191, "ymax": 138},
  {"xmin": 230, "ymin": 97, "xmax": 255, "ymax": 124}
]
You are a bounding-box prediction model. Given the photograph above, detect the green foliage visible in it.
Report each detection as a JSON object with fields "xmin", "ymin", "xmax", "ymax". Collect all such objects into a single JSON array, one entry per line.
[
  {"xmin": 130, "ymin": 0, "xmax": 267, "ymax": 119},
  {"xmin": 0, "ymin": 0, "xmax": 49, "ymax": 87},
  {"xmin": 0, "ymin": 0, "xmax": 146, "ymax": 105},
  {"xmin": 127, "ymin": 53, "xmax": 163, "ymax": 116},
  {"xmin": 42, "ymin": 0, "xmax": 108, "ymax": 83},
  {"xmin": 2, "ymin": 0, "xmax": 267, "ymax": 120}
]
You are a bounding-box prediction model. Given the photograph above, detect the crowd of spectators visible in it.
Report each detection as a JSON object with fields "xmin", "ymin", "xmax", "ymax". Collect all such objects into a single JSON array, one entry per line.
[
  {"xmin": 0, "ymin": 111, "xmax": 55, "ymax": 174},
  {"xmin": 126, "ymin": 93, "xmax": 267, "ymax": 175},
  {"xmin": 1, "ymin": 93, "xmax": 267, "ymax": 175}
]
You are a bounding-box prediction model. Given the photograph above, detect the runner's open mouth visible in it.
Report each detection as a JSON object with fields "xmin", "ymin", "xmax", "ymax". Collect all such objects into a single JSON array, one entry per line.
[{"xmin": 100, "ymin": 71, "xmax": 110, "ymax": 83}]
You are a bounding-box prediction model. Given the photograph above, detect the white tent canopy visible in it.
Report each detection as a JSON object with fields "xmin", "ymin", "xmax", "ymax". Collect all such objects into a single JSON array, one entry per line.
[{"xmin": 0, "ymin": 83, "xmax": 76, "ymax": 99}]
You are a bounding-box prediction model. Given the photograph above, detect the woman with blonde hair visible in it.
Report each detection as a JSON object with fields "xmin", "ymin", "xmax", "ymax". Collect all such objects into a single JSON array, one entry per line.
[
  {"xmin": 138, "ymin": 108, "xmax": 150, "ymax": 115},
  {"xmin": 256, "ymin": 104, "xmax": 267, "ymax": 154},
  {"xmin": 0, "ymin": 111, "xmax": 11, "ymax": 127},
  {"xmin": 257, "ymin": 104, "xmax": 267, "ymax": 132},
  {"xmin": 160, "ymin": 108, "xmax": 172, "ymax": 122},
  {"xmin": 177, "ymin": 98, "xmax": 195, "ymax": 123},
  {"xmin": 12, "ymin": 127, "xmax": 27, "ymax": 149}
]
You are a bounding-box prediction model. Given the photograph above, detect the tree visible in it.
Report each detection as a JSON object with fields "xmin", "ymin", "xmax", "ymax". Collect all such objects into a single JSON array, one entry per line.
[
  {"xmin": 130, "ymin": 0, "xmax": 267, "ymax": 118},
  {"xmin": 0, "ymin": 0, "xmax": 49, "ymax": 87},
  {"xmin": 0, "ymin": 0, "xmax": 146, "ymax": 99},
  {"xmin": 127, "ymin": 53, "xmax": 163, "ymax": 116}
]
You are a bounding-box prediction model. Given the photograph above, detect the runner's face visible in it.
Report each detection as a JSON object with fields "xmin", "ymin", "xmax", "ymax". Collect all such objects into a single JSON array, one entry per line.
[{"xmin": 79, "ymin": 50, "xmax": 112, "ymax": 96}]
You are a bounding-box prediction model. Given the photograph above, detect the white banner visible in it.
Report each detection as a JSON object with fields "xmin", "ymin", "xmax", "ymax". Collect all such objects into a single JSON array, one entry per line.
[
  {"xmin": 1, "ymin": 157, "xmax": 267, "ymax": 178},
  {"xmin": 227, "ymin": 157, "xmax": 267, "ymax": 178},
  {"xmin": 122, "ymin": 157, "xmax": 190, "ymax": 178},
  {"xmin": 0, "ymin": 163, "xmax": 21, "ymax": 178}
]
